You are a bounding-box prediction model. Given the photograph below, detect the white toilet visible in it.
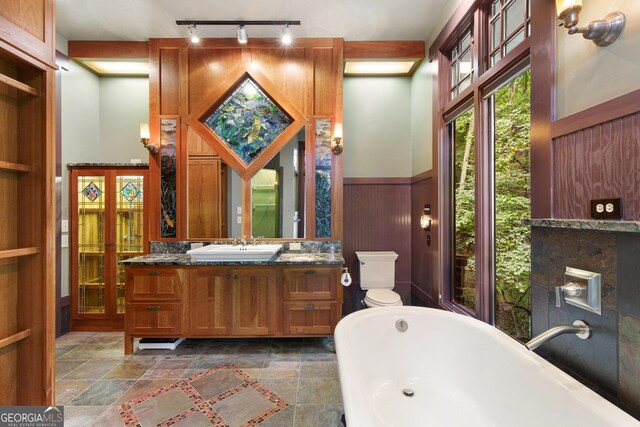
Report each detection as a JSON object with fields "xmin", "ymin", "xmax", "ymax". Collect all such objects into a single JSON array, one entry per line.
[{"xmin": 356, "ymin": 251, "xmax": 403, "ymax": 308}]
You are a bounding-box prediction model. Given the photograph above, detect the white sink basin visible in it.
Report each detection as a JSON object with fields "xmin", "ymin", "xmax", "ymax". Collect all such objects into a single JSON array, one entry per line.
[{"xmin": 186, "ymin": 244, "xmax": 283, "ymax": 262}]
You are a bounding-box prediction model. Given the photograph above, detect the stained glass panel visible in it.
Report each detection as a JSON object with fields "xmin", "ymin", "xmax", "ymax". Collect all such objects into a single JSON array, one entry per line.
[
  {"xmin": 120, "ymin": 181, "xmax": 140, "ymax": 202},
  {"xmin": 160, "ymin": 118, "xmax": 177, "ymax": 238},
  {"xmin": 315, "ymin": 119, "xmax": 332, "ymax": 238},
  {"xmin": 82, "ymin": 181, "xmax": 103, "ymax": 202},
  {"xmin": 204, "ymin": 78, "xmax": 292, "ymax": 165}
]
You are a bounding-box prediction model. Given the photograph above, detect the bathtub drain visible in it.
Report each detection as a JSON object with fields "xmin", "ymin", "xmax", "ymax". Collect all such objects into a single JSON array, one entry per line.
[
  {"xmin": 403, "ymin": 388, "xmax": 415, "ymax": 397},
  {"xmin": 395, "ymin": 319, "xmax": 408, "ymax": 332}
]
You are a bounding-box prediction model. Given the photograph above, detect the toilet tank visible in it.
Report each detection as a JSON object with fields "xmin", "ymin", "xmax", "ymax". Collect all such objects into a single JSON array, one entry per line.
[{"xmin": 356, "ymin": 251, "xmax": 398, "ymax": 289}]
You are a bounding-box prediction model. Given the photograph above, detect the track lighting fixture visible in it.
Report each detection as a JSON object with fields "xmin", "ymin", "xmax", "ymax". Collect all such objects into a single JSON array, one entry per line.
[
  {"xmin": 187, "ymin": 24, "xmax": 200, "ymax": 43},
  {"xmin": 237, "ymin": 25, "xmax": 248, "ymax": 44},
  {"xmin": 176, "ymin": 20, "xmax": 301, "ymax": 45},
  {"xmin": 281, "ymin": 25, "xmax": 292, "ymax": 45}
]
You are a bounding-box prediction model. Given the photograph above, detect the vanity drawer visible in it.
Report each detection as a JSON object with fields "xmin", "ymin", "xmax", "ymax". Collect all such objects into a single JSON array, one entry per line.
[
  {"xmin": 283, "ymin": 301, "xmax": 337, "ymax": 335},
  {"xmin": 126, "ymin": 268, "xmax": 184, "ymax": 301},
  {"xmin": 125, "ymin": 302, "xmax": 183, "ymax": 335},
  {"xmin": 283, "ymin": 268, "xmax": 339, "ymax": 301}
]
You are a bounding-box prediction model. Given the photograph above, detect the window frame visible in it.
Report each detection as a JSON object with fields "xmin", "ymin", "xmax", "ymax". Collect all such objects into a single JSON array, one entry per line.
[{"xmin": 432, "ymin": 0, "xmax": 554, "ymax": 324}]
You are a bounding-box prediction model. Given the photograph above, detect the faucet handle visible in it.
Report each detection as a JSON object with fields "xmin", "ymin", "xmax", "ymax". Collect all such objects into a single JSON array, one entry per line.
[{"xmin": 555, "ymin": 281, "xmax": 586, "ymax": 308}]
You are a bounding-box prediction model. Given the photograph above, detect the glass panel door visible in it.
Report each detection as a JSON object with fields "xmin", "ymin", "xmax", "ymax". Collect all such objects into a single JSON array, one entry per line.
[
  {"xmin": 115, "ymin": 175, "xmax": 145, "ymax": 315},
  {"xmin": 77, "ymin": 175, "xmax": 106, "ymax": 314}
]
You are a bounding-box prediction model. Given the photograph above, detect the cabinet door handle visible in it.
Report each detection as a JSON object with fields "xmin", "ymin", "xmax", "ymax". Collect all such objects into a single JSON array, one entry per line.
[
  {"xmin": 304, "ymin": 270, "xmax": 316, "ymax": 275},
  {"xmin": 147, "ymin": 271, "xmax": 161, "ymax": 276},
  {"xmin": 233, "ymin": 274, "xmax": 238, "ymax": 280},
  {"xmin": 304, "ymin": 304, "xmax": 315, "ymax": 310},
  {"xmin": 147, "ymin": 305, "xmax": 160, "ymax": 311}
]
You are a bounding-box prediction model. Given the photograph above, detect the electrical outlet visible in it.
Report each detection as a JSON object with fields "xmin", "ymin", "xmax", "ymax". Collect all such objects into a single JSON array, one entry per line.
[
  {"xmin": 590, "ymin": 198, "xmax": 622, "ymax": 219},
  {"xmin": 290, "ymin": 242, "xmax": 301, "ymax": 251},
  {"xmin": 61, "ymin": 220, "xmax": 68, "ymax": 233},
  {"xmin": 237, "ymin": 206, "xmax": 242, "ymax": 215},
  {"xmin": 237, "ymin": 215, "xmax": 242, "ymax": 224}
]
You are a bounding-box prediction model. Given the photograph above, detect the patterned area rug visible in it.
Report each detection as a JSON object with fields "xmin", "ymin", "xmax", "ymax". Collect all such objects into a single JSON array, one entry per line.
[{"xmin": 119, "ymin": 364, "xmax": 288, "ymax": 426}]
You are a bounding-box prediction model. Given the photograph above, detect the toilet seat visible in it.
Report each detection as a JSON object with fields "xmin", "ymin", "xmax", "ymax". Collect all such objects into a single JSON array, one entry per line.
[{"xmin": 364, "ymin": 289, "xmax": 402, "ymax": 307}]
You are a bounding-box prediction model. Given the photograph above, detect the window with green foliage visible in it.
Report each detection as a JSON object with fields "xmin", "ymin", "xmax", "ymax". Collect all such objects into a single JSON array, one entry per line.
[
  {"xmin": 492, "ymin": 70, "xmax": 531, "ymax": 341},
  {"xmin": 452, "ymin": 109, "xmax": 476, "ymax": 313}
]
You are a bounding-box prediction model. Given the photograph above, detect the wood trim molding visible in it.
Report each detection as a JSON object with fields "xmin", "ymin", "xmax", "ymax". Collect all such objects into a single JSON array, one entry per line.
[
  {"xmin": 68, "ymin": 41, "xmax": 150, "ymax": 58},
  {"xmin": 551, "ymin": 88, "xmax": 640, "ymax": 139},
  {"xmin": 344, "ymin": 41, "xmax": 425, "ymax": 60},
  {"xmin": 344, "ymin": 177, "xmax": 412, "ymax": 185},
  {"xmin": 411, "ymin": 170, "xmax": 434, "ymax": 184},
  {"xmin": 428, "ymin": 0, "xmax": 478, "ymax": 60}
]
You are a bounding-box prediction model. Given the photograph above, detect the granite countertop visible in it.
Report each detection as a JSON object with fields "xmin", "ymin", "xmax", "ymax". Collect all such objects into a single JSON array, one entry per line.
[
  {"xmin": 526, "ymin": 219, "xmax": 640, "ymax": 233},
  {"xmin": 120, "ymin": 252, "xmax": 344, "ymax": 266},
  {"xmin": 67, "ymin": 163, "xmax": 149, "ymax": 168}
]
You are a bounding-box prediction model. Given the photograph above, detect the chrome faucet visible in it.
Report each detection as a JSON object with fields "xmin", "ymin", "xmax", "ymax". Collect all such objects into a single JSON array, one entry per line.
[
  {"xmin": 240, "ymin": 236, "xmax": 247, "ymax": 246},
  {"xmin": 525, "ymin": 320, "xmax": 590, "ymax": 351},
  {"xmin": 251, "ymin": 236, "xmax": 264, "ymax": 246}
]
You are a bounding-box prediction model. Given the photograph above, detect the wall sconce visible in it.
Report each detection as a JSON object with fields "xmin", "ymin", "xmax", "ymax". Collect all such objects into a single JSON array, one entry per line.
[
  {"xmin": 332, "ymin": 123, "xmax": 343, "ymax": 155},
  {"xmin": 556, "ymin": 0, "xmax": 626, "ymax": 47},
  {"xmin": 420, "ymin": 204, "xmax": 431, "ymax": 231},
  {"xmin": 139, "ymin": 123, "xmax": 158, "ymax": 154}
]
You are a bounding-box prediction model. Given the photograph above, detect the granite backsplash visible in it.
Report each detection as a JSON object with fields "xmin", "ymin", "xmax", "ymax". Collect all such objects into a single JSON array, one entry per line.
[{"xmin": 150, "ymin": 240, "xmax": 342, "ymax": 255}]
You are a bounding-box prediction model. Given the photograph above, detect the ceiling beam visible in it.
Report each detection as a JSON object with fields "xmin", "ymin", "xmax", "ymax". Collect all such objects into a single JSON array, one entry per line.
[{"xmin": 68, "ymin": 41, "xmax": 149, "ymax": 59}]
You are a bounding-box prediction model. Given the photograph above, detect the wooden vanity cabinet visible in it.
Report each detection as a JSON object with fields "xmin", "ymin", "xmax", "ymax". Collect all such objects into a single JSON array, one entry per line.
[
  {"xmin": 124, "ymin": 264, "xmax": 342, "ymax": 354},
  {"xmin": 124, "ymin": 267, "xmax": 187, "ymax": 354},
  {"xmin": 283, "ymin": 268, "xmax": 342, "ymax": 335}
]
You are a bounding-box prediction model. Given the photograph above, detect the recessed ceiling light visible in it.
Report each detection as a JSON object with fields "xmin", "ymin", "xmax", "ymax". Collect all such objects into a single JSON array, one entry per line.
[
  {"xmin": 81, "ymin": 60, "xmax": 149, "ymax": 75},
  {"xmin": 344, "ymin": 61, "xmax": 417, "ymax": 75}
]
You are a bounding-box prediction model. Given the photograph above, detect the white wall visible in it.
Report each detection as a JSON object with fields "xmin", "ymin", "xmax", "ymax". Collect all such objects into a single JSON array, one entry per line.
[
  {"xmin": 556, "ymin": 1, "xmax": 640, "ymax": 119},
  {"xmin": 411, "ymin": 60, "xmax": 437, "ymax": 175},
  {"xmin": 98, "ymin": 78, "xmax": 150, "ymax": 161},
  {"xmin": 343, "ymin": 77, "xmax": 412, "ymax": 177}
]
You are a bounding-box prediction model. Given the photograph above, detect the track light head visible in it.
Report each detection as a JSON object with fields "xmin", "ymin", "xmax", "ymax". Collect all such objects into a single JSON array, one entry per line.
[
  {"xmin": 281, "ymin": 25, "xmax": 292, "ymax": 45},
  {"xmin": 187, "ymin": 24, "xmax": 199, "ymax": 43},
  {"xmin": 237, "ymin": 25, "xmax": 248, "ymax": 44}
]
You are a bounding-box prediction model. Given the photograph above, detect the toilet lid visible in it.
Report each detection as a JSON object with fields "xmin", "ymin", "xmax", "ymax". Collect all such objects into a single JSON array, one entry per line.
[{"xmin": 366, "ymin": 289, "xmax": 401, "ymax": 305}]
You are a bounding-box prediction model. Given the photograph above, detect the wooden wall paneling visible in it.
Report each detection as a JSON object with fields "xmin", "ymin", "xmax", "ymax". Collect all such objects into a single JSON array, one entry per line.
[
  {"xmin": 0, "ymin": 0, "xmax": 55, "ymax": 67},
  {"xmin": 342, "ymin": 182, "xmax": 412, "ymax": 313},
  {"xmin": 411, "ymin": 177, "xmax": 434, "ymax": 306},
  {"xmin": 313, "ymin": 48, "xmax": 334, "ymax": 116},
  {"xmin": 160, "ymin": 49, "xmax": 180, "ymax": 116},
  {"xmin": 251, "ymin": 48, "xmax": 307, "ymax": 113},
  {"xmin": 552, "ymin": 111, "xmax": 640, "ymax": 220},
  {"xmin": 148, "ymin": 39, "xmax": 161, "ymax": 240},
  {"xmin": 303, "ymin": 48, "xmax": 314, "ymax": 115},
  {"xmin": 188, "ymin": 158, "xmax": 222, "ymax": 238},
  {"xmin": 187, "ymin": 48, "xmax": 243, "ymax": 114},
  {"xmin": 590, "ymin": 125, "xmax": 602, "ymax": 201},
  {"xmin": 622, "ymin": 115, "xmax": 636, "ymax": 220},
  {"xmin": 332, "ymin": 39, "xmax": 344, "ymax": 240},
  {"xmin": 187, "ymin": 123, "xmax": 216, "ymax": 156},
  {"xmin": 635, "ymin": 114, "xmax": 640, "ymax": 219}
]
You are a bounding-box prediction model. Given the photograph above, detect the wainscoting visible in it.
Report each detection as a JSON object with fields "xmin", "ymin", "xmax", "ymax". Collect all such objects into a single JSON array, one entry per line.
[
  {"xmin": 552, "ymin": 90, "xmax": 640, "ymax": 220},
  {"xmin": 342, "ymin": 178, "xmax": 412, "ymax": 314}
]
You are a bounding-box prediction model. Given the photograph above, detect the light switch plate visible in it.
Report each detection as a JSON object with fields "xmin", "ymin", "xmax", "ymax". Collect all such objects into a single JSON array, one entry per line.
[
  {"xmin": 61, "ymin": 220, "xmax": 68, "ymax": 233},
  {"xmin": 290, "ymin": 242, "xmax": 301, "ymax": 251},
  {"xmin": 237, "ymin": 216, "xmax": 242, "ymax": 224},
  {"xmin": 61, "ymin": 235, "xmax": 69, "ymax": 248}
]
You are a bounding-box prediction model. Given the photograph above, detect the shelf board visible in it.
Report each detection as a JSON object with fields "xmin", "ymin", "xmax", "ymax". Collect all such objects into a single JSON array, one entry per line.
[
  {"xmin": 0, "ymin": 160, "xmax": 31, "ymax": 173},
  {"xmin": 0, "ymin": 329, "xmax": 31, "ymax": 350},
  {"xmin": 0, "ymin": 247, "xmax": 39, "ymax": 259},
  {"xmin": 0, "ymin": 72, "xmax": 39, "ymax": 96}
]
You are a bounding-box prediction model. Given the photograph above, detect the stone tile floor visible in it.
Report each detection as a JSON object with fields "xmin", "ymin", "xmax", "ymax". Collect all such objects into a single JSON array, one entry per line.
[{"xmin": 56, "ymin": 332, "xmax": 344, "ymax": 426}]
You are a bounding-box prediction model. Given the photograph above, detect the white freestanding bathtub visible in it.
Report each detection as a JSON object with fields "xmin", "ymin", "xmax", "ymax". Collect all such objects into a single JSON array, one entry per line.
[{"xmin": 335, "ymin": 306, "xmax": 639, "ymax": 427}]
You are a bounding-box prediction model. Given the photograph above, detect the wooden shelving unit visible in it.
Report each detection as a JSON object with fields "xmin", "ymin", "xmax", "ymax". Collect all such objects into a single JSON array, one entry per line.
[{"xmin": 0, "ymin": 0, "xmax": 56, "ymax": 406}]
